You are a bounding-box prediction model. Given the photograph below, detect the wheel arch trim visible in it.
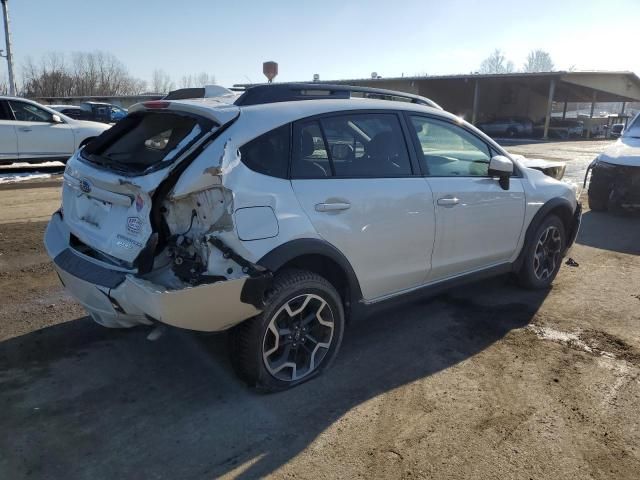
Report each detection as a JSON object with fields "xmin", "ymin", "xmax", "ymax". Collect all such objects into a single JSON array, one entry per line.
[
  {"xmin": 514, "ymin": 197, "xmax": 576, "ymax": 270},
  {"xmin": 255, "ymin": 238, "xmax": 363, "ymax": 303}
]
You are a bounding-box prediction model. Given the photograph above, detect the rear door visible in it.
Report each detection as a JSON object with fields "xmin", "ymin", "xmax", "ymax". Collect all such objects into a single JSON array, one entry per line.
[
  {"xmin": 0, "ymin": 100, "xmax": 18, "ymax": 163},
  {"xmin": 7, "ymin": 100, "xmax": 74, "ymax": 160},
  {"xmin": 291, "ymin": 111, "xmax": 435, "ymax": 301},
  {"xmin": 407, "ymin": 115, "xmax": 525, "ymax": 281}
]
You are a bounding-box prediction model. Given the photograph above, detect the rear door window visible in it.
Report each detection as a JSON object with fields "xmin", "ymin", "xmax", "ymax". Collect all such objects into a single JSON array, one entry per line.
[
  {"xmin": 292, "ymin": 113, "xmax": 412, "ymax": 178},
  {"xmin": 82, "ymin": 111, "xmax": 213, "ymax": 174}
]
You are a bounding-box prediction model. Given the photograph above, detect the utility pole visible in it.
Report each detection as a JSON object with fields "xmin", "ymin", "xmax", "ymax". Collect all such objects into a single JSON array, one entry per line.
[{"xmin": 1, "ymin": 0, "xmax": 16, "ymax": 96}]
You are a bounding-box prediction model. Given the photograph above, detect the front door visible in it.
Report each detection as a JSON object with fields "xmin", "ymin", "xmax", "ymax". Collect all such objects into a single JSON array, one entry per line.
[
  {"xmin": 8, "ymin": 100, "xmax": 74, "ymax": 160},
  {"xmin": 291, "ymin": 112, "xmax": 436, "ymax": 301},
  {"xmin": 407, "ymin": 115, "xmax": 525, "ymax": 281},
  {"xmin": 0, "ymin": 101, "xmax": 18, "ymax": 163}
]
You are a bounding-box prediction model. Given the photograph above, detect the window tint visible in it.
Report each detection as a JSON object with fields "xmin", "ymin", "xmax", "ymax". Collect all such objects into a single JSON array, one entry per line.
[
  {"xmin": 323, "ymin": 114, "xmax": 411, "ymax": 177},
  {"xmin": 8, "ymin": 101, "xmax": 54, "ymax": 123},
  {"xmin": 0, "ymin": 101, "xmax": 11, "ymax": 120},
  {"xmin": 240, "ymin": 124, "xmax": 290, "ymax": 178},
  {"xmin": 291, "ymin": 121, "xmax": 331, "ymax": 178},
  {"xmin": 410, "ymin": 116, "xmax": 491, "ymax": 176},
  {"xmin": 292, "ymin": 113, "xmax": 411, "ymax": 178}
]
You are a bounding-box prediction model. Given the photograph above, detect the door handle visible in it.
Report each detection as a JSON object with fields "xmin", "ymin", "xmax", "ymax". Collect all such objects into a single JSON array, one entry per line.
[
  {"xmin": 315, "ymin": 202, "xmax": 351, "ymax": 212},
  {"xmin": 437, "ymin": 196, "xmax": 460, "ymax": 207},
  {"xmin": 19, "ymin": 127, "xmax": 32, "ymax": 132}
]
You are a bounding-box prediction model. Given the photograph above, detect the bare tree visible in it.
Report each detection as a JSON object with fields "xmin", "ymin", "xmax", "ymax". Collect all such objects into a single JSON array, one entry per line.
[
  {"xmin": 151, "ymin": 69, "xmax": 174, "ymax": 94},
  {"xmin": 21, "ymin": 51, "xmax": 147, "ymax": 97},
  {"xmin": 479, "ymin": 49, "xmax": 515, "ymax": 74},
  {"xmin": 523, "ymin": 49, "xmax": 554, "ymax": 73},
  {"xmin": 179, "ymin": 72, "xmax": 216, "ymax": 88}
]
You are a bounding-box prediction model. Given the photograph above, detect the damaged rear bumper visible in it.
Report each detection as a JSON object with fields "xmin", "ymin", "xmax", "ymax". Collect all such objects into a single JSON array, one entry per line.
[{"xmin": 45, "ymin": 212, "xmax": 261, "ymax": 331}]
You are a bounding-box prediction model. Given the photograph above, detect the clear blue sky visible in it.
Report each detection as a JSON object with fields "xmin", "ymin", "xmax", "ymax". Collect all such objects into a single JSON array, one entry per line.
[{"xmin": 3, "ymin": 0, "xmax": 639, "ymax": 87}]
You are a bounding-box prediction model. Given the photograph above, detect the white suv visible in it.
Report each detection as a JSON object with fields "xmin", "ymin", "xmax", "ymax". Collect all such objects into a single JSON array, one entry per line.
[
  {"xmin": 44, "ymin": 84, "xmax": 581, "ymax": 391},
  {"xmin": 0, "ymin": 96, "xmax": 110, "ymax": 164}
]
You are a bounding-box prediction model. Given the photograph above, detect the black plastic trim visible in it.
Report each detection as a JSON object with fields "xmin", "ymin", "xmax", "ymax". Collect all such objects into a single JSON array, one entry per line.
[
  {"xmin": 54, "ymin": 249, "xmax": 126, "ymax": 289},
  {"xmin": 234, "ymin": 83, "xmax": 441, "ymax": 109},
  {"xmin": 354, "ymin": 263, "xmax": 513, "ymax": 319},
  {"xmin": 513, "ymin": 197, "xmax": 576, "ymax": 270},
  {"xmin": 256, "ymin": 238, "xmax": 364, "ymax": 302}
]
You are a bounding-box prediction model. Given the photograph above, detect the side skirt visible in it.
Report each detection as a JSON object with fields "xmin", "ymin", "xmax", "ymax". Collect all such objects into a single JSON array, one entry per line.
[{"xmin": 350, "ymin": 263, "xmax": 513, "ymax": 320}]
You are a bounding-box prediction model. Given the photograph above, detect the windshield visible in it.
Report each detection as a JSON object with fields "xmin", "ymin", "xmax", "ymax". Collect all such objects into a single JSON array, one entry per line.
[
  {"xmin": 81, "ymin": 111, "xmax": 214, "ymax": 174},
  {"xmin": 623, "ymin": 115, "xmax": 640, "ymax": 138}
]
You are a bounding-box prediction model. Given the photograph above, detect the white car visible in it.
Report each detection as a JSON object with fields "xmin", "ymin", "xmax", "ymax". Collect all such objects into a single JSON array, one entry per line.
[
  {"xmin": 44, "ymin": 84, "xmax": 581, "ymax": 391},
  {"xmin": 587, "ymin": 113, "xmax": 640, "ymax": 211},
  {"xmin": 0, "ymin": 96, "xmax": 110, "ymax": 164}
]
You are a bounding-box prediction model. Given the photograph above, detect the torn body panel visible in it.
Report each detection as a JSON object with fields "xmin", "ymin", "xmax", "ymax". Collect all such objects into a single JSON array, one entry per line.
[{"xmin": 45, "ymin": 212, "xmax": 262, "ymax": 331}]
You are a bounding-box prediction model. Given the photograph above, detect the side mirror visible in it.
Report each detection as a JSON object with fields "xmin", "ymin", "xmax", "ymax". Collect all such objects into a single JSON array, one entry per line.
[
  {"xmin": 488, "ymin": 155, "xmax": 513, "ymax": 190},
  {"xmin": 51, "ymin": 114, "xmax": 63, "ymax": 124}
]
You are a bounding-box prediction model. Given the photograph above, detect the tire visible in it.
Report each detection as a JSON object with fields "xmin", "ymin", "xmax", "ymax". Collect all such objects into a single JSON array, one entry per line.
[
  {"xmin": 517, "ymin": 215, "xmax": 566, "ymax": 289},
  {"xmin": 587, "ymin": 168, "xmax": 609, "ymax": 212},
  {"xmin": 230, "ymin": 269, "xmax": 345, "ymax": 392},
  {"xmin": 506, "ymin": 127, "xmax": 518, "ymax": 138}
]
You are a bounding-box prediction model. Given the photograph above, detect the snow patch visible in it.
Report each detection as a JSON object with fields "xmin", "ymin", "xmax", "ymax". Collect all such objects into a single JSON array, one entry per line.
[
  {"xmin": 0, "ymin": 172, "xmax": 52, "ymax": 184},
  {"xmin": 528, "ymin": 324, "xmax": 619, "ymax": 361}
]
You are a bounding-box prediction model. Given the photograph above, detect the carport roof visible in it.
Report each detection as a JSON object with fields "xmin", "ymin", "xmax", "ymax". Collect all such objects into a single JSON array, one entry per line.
[{"xmin": 235, "ymin": 71, "xmax": 640, "ymax": 103}]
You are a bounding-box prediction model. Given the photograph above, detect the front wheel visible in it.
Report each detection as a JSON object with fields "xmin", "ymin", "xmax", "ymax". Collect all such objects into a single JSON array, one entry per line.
[
  {"xmin": 517, "ymin": 215, "xmax": 566, "ymax": 289},
  {"xmin": 230, "ymin": 269, "xmax": 345, "ymax": 392}
]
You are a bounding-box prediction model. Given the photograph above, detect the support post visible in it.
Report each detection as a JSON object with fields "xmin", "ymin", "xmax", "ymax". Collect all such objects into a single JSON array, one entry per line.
[
  {"xmin": 0, "ymin": 0, "xmax": 16, "ymax": 96},
  {"xmin": 587, "ymin": 91, "xmax": 597, "ymax": 139},
  {"xmin": 471, "ymin": 79, "xmax": 479, "ymax": 125},
  {"xmin": 562, "ymin": 101, "xmax": 568, "ymax": 120},
  {"xmin": 542, "ymin": 78, "xmax": 556, "ymax": 140}
]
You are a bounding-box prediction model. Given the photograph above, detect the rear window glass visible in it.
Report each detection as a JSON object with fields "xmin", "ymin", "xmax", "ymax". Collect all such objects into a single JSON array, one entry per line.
[
  {"xmin": 239, "ymin": 124, "xmax": 290, "ymax": 179},
  {"xmin": 82, "ymin": 112, "xmax": 213, "ymax": 174}
]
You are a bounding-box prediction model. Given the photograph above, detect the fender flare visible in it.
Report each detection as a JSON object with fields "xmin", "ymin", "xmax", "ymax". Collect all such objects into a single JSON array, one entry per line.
[
  {"xmin": 254, "ymin": 238, "xmax": 363, "ymax": 302},
  {"xmin": 513, "ymin": 197, "xmax": 576, "ymax": 270}
]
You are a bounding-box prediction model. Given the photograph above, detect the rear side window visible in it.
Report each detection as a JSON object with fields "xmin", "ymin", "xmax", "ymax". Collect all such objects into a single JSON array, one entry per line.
[
  {"xmin": 82, "ymin": 111, "xmax": 213, "ymax": 174},
  {"xmin": 292, "ymin": 113, "xmax": 412, "ymax": 178},
  {"xmin": 239, "ymin": 124, "xmax": 290, "ymax": 179}
]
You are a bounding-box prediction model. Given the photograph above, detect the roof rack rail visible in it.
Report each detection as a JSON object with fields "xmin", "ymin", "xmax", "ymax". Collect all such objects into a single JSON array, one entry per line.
[{"xmin": 233, "ymin": 83, "xmax": 442, "ymax": 109}]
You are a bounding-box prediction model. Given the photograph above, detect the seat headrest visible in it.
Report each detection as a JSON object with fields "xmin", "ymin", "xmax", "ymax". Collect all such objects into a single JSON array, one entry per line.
[{"xmin": 301, "ymin": 131, "xmax": 315, "ymax": 157}]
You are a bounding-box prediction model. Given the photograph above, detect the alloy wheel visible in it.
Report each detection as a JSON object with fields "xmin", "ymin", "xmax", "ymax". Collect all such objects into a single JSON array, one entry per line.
[
  {"xmin": 533, "ymin": 225, "xmax": 562, "ymax": 281},
  {"xmin": 262, "ymin": 294, "xmax": 335, "ymax": 382}
]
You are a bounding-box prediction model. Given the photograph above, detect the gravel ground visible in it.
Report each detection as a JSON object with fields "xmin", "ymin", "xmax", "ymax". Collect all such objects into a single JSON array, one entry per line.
[{"xmin": 1, "ymin": 140, "xmax": 639, "ymax": 479}]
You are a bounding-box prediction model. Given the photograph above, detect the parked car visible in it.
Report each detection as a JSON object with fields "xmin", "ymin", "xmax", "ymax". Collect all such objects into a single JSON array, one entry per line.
[
  {"xmin": 48, "ymin": 105, "xmax": 91, "ymax": 121},
  {"xmin": 552, "ymin": 119, "xmax": 584, "ymax": 138},
  {"xmin": 0, "ymin": 96, "xmax": 111, "ymax": 165},
  {"xmin": 610, "ymin": 123, "xmax": 624, "ymax": 138},
  {"xmin": 476, "ymin": 116, "xmax": 533, "ymax": 138},
  {"xmin": 44, "ymin": 83, "xmax": 581, "ymax": 391},
  {"xmin": 587, "ymin": 113, "xmax": 640, "ymax": 211},
  {"xmin": 80, "ymin": 101, "xmax": 128, "ymax": 124}
]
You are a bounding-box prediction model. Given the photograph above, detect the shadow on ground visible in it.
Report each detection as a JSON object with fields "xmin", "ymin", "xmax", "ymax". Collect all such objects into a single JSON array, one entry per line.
[
  {"xmin": 0, "ymin": 277, "xmax": 547, "ymax": 479},
  {"xmin": 576, "ymin": 210, "xmax": 640, "ymax": 255}
]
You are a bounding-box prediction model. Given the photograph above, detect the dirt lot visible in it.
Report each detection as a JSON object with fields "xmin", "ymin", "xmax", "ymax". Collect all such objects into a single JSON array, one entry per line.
[{"xmin": 1, "ymin": 140, "xmax": 639, "ymax": 479}]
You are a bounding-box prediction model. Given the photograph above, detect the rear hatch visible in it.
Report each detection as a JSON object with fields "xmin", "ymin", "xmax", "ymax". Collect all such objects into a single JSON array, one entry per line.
[{"xmin": 61, "ymin": 100, "xmax": 239, "ymax": 268}]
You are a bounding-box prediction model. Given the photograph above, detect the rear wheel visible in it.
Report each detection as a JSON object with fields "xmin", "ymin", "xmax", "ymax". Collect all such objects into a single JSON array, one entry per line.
[
  {"xmin": 230, "ymin": 269, "xmax": 345, "ymax": 392},
  {"xmin": 518, "ymin": 215, "xmax": 566, "ymax": 289},
  {"xmin": 506, "ymin": 127, "xmax": 518, "ymax": 138}
]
